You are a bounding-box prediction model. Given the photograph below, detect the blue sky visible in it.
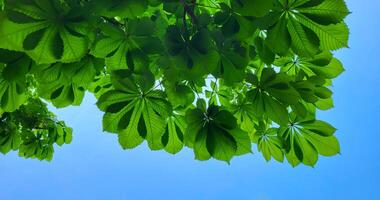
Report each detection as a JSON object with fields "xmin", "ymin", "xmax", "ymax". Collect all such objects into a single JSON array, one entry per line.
[{"xmin": 1, "ymin": 0, "xmax": 380, "ymax": 199}]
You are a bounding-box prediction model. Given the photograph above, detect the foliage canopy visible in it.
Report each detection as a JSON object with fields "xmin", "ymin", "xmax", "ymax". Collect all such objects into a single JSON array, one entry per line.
[{"xmin": 0, "ymin": 0, "xmax": 349, "ymax": 166}]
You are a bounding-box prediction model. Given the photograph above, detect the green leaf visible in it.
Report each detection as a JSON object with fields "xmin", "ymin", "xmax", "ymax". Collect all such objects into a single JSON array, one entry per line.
[
  {"xmin": 222, "ymin": 16, "xmax": 240, "ymax": 38},
  {"xmin": 33, "ymin": 57, "xmax": 102, "ymax": 108},
  {"xmin": 97, "ymin": 73, "xmax": 172, "ymax": 150},
  {"xmin": 91, "ymin": 18, "xmax": 162, "ymax": 71},
  {"xmin": 295, "ymin": 133, "xmax": 318, "ymax": 166},
  {"xmin": 0, "ymin": 50, "xmax": 31, "ymax": 111},
  {"xmin": 56, "ymin": 123, "xmax": 73, "ymax": 146},
  {"xmin": 231, "ymin": 0, "xmax": 275, "ymax": 17},
  {"xmin": 300, "ymin": 120, "xmax": 337, "ymax": 137},
  {"xmin": 257, "ymin": 128, "xmax": 284, "ymax": 162},
  {"xmin": 96, "ymin": 0, "xmax": 148, "ymax": 18},
  {"xmin": 261, "ymin": 70, "xmax": 301, "ymax": 105},
  {"xmin": 315, "ymin": 97, "xmax": 334, "ymax": 110},
  {"xmin": 163, "ymin": 82, "xmax": 195, "ymax": 108},
  {"xmin": 255, "ymin": 0, "xmax": 350, "ymax": 57},
  {"xmin": 185, "ymin": 105, "xmax": 251, "ymax": 163},
  {"xmin": 263, "ymin": 94, "xmax": 289, "ymax": 126},
  {"xmin": 213, "ymin": 40, "xmax": 250, "ymax": 85},
  {"xmin": 0, "ymin": 125, "xmax": 21, "ymax": 154},
  {"xmin": 303, "ymin": 132, "xmax": 340, "ymax": 156},
  {"xmin": 233, "ymin": 103, "xmax": 257, "ymax": 140},
  {"xmin": 163, "ymin": 26, "xmax": 219, "ymax": 80},
  {"xmin": 313, "ymin": 57, "xmax": 345, "ymax": 78},
  {"xmin": 88, "ymin": 74, "xmax": 113, "ymax": 99},
  {"xmin": 298, "ymin": 0, "xmax": 350, "ymax": 25},
  {"xmin": 0, "ymin": 2, "xmax": 92, "ymax": 64},
  {"xmin": 247, "ymin": 68, "xmax": 300, "ymax": 125},
  {"xmin": 287, "ymin": 17, "xmax": 320, "ymax": 57},
  {"xmin": 162, "ymin": 114, "xmax": 186, "ymax": 154},
  {"xmin": 255, "ymin": 37, "xmax": 275, "ymax": 64},
  {"xmin": 206, "ymin": 124, "xmax": 237, "ymax": 163},
  {"xmin": 296, "ymin": 14, "xmax": 349, "ymax": 50},
  {"xmin": 279, "ymin": 114, "xmax": 340, "ymax": 166},
  {"xmin": 265, "ymin": 17, "xmax": 291, "ymax": 55},
  {"xmin": 275, "ymin": 51, "xmax": 344, "ymax": 79}
]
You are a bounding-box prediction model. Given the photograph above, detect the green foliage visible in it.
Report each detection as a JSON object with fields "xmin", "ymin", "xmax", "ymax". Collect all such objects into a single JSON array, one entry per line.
[
  {"xmin": 0, "ymin": 0, "xmax": 349, "ymax": 166},
  {"xmin": 0, "ymin": 98, "xmax": 72, "ymax": 161}
]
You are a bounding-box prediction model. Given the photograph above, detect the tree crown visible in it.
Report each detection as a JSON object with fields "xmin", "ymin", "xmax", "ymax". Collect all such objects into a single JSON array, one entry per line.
[{"xmin": 0, "ymin": 0, "xmax": 349, "ymax": 166}]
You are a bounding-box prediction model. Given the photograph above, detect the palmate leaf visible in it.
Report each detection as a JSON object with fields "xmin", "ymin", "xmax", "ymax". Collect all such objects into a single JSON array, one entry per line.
[
  {"xmin": 246, "ymin": 68, "xmax": 300, "ymax": 125},
  {"xmin": 0, "ymin": 123, "xmax": 22, "ymax": 154},
  {"xmin": 97, "ymin": 73, "xmax": 172, "ymax": 150},
  {"xmin": 162, "ymin": 25, "xmax": 219, "ymax": 81},
  {"xmin": 257, "ymin": 0, "xmax": 349, "ymax": 57},
  {"xmin": 185, "ymin": 105, "xmax": 251, "ymax": 163},
  {"xmin": 91, "ymin": 18, "xmax": 162, "ymax": 71},
  {"xmin": 278, "ymin": 114, "xmax": 340, "ymax": 167},
  {"xmin": 248, "ymin": 89, "xmax": 289, "ymax": 125},
  {"xmin": 292, "ymin": 76, "xmax": 333, "ymax": 109},
  {"xmin": 213, "ymin": 4, "xmax": 257, "ymax": 40},
  {"xmin": 33, "ymin": 56, "xmax": 103, "ymax": 108},
  {"xmin": 275, "ymin": 51, "xmax": 345, "ymax": 79},
  {"xmin": 212, "ymin": 33, "xmax": 250, "ymax": 85},
  {"xmin": 257, "ymin": 128, "xmax": 284, "ymax": 162},
  {"xmin": 0, "ymin": 0, "xmax": 93, "ymax": 64},
  {"xmin": 0, "ymin": 49, "xmax": 32, "ymax": 112}
]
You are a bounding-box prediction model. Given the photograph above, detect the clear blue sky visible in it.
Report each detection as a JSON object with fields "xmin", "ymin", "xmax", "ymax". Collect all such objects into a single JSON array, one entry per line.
[{"xmin": 1, "ymin": 0, "xmax": 379, "ymax": 199}]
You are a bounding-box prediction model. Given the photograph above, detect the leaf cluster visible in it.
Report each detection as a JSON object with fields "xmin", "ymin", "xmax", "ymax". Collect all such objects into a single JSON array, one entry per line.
[
  {"xmin": 1, "ymin": 98, "xmax": 72, "ymax": 161},
  {"xmin": 0, "ymin": 0, "xmax": 349, "ymax": 165}
]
